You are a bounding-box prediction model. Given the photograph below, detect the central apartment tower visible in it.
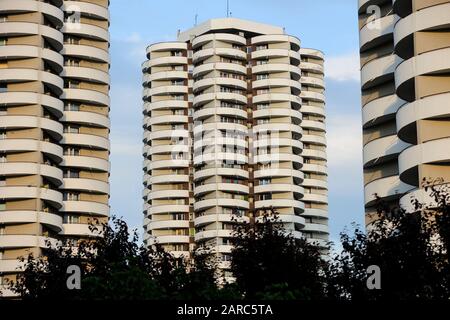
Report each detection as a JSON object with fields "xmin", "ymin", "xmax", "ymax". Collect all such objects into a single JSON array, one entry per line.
[{"xmin": 142, "ymin": 19, "xmax": 328, "ymax": 276}]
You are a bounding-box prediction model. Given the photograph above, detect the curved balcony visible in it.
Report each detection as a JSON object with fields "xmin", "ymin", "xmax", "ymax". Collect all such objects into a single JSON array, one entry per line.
[
  {"xmin": 302, "ymin": 178, "xmax": 328, "ymax": 189},
  {"xmin": 62, "ymin": 133, "xmax": 110, "ymax": 151},
  {"xmin": 300, "ymin": 62, "xmax": 324, "ymax": 74},
  {"xmin": 300, "ymin": 48, "xmax": 324, "ymax": 60},
  {"xmin": 194, "ymin": 183, "xmax": 249, "ymax": 196},
  {"xmin": 62, "ymin": 88, "xmax": 109, "ymax": 106},
  {"xmin": 302, "ymin": 164, "xmax": 327, "ymax": 175},
  {"xmin": 0, "ymin": 115, "xmax": 63, "ymax": 139},
  {"xmin": 0, "ymin": 186, "xmax": 62, "ymax": 208},
  {"xmin": 62, "ymin": 111, "xmax": 110, "ymax": 129},
  {"xmin": 0, "ymin": 91, "xmax": 63, "ymax": 116},
  {"xmin": 194, "ymin": 198, "xmax": 249, "ymax": 212},
  {"xmin": 61, "ymin": 23, "xmax": 109, "ymax": 42},
  {"xmin": 149, "ymin": 235, "xmax": 190, "ymax": 245},
  {"xmin": 148, "ymin": 159, "xmax": 189, "ymax": 170},
  {"xmin": 395, "ymin": 47, "xmax": 450, "ymax": 102},
  {"xmin": 398, "ymin": 137, "xmax": 450, "ymax": 186},
  {"xmin": 194, "ymin": 122, "xmax": 248, "ymax": 135},
  {"xmin": 0, "ymin": 45, "xmax": 63, "ymax": 72},
  {"xmin": 254, "ymin": 183, "xmax": 303, "ymax": 195},
  {"xmin": 399, "ymin": 184, "xmax": 450, "ymax": 213},
  {"xmin": 62, "ymin": 66, "xmax": 110, "ymax": 85},
  {"xmin": 361, "ymin": 54, "xmax": 397, "ymax": 90},
  {"xmin": 251, "ymin": 49, "xmax": 300, "ymax": 62},
  {"xmin": 302, "ymin": 223, "xmax": 329, "ymax": 234},
  {"xmin": 0, "ymin": 211, "xmax": 63, "ymax": 232},
  {"xmin": 300, "ymin": 76, "xmax": 325, "ymax": 89},
  {"xmin": 302, "ymin": 149, "xmax": 327, "ymax": 161},
  {"xmin": 148, "ymin": 220, "xmax": 190, "ymax": 230},
  {"xmin": 194, "ymin": 136, "xmax": 247, "ymax": 150},
  {"xmin": 362, "ymin": 94, "xmax": 404, "ymax": 128},
  {"xmin": 253, "ymin": 107, "xmax": 302, "ymax": 122},
  {"xmin": 253, "ymin": 123, "xmax": 302, "ymax": 135},
  {"xmin": 194, "ymin": 167, "xmax": 249, "ymax": 181},
  {"xmin": 192, "ymin": 33, "xmax": 246, "ymax": 49},
  {"xmin": 252, "ymin": 64, "xmax": 301, "ymax": 79},
  {"xmin": 148, "ymin": 204, "xmax": 189, "ymax": 215},
  {"xmin": 364, "ymin": 175, "xmax": 414, "ymax": 206},
  {"xmin": 0, "ymin": 22, "xmax": 63, "ymax": 50},
  {"xmin": 62, "ymin": 223, "xmax": 102, "ymax": 237},
  {"xmin": 195, "ymin": 229, "xmax": 234, "ymax": 242},
  {"xmin": 253, "ymin": 137, "xmax": 302, "ymax": 151},
  {"xmin": 62, "ymin": 1, "xmax": 110, "ymax": 20},
  {"xmin": 147, "ymin": 42, "xmax": 187, "ymax": 55},
  {"xmin": 194, "ymin": 152, "xmax": 247, "ymax": 165},
  {"xmin": 144, "ymin": 100, "xmax": 188, "ymax": 112},
  {"xmin": 255, "ymin": 214, "xmax": 305, "ymax": 227},
  {"xmin": 253, "ymin": 78, "xmax": 302, "ymax": 93},
  {"xmin": 0, "ymin": 259, "xmax": 25, "ymax": 273},
  {"xmin": 363, "ymin": 134, "xmax": 409, "ymax": 167},
  {"xmin": 146, "ymin": 115, "xmax": 188, "ymax": 126},
  {"xmin": 145, "ymin": 85, "xmax": 188, "ymax": 97},
  {"xmin": 0, "ymin": 163, "xmax": 63, "ymax": 185},
  {"xmin": 148, "ymin": 129, "xmax": 188, "ymax": 140},
  {"xmin": 62, "ymin": 155, "xmax": 110, "ymax": 172},
  {"xmin": 253, "ymin": 93, "xmax": 301, "ymax": 107},
  {"xmin": 360, "ymin": 14, "xmax": 396, "ymax": 52},
  {"xmin": 396, "ymin": 92, "xmax": 450, "ymax": 144},
  {"xmin": 254, "ymin": 199, "xmax": 305, "ymax": 211},
  {"xmin": 193, "ymin": 62, "xmax": 246, "ymax": 78},
  {"xmin": 302, "ymin": 193, "xmax": 328, "ymax": 204},
  {"xmin": 194, "ymin": 214, "xmax": 249, "ymax": 227},
  {"xmin": 300, "ymin": 91, "xmax": 325, "ymax": 103},
  {"xmin": 193, "ymin": 77, "xmax": 247, "ymax": 93},
  {"xmin": 0, "ymin": 69, "xmax": 63, "ymax": 95},
  {"xmin": 0, "ymin": 139, "xmax": 63, "ymax": 162},
  {"xmin": 146, "ymin": 56, "xmax": 187, "ymax": 68},
  {"xmin": 0, "ymin": 235, "xmax": 58, "ymax": 249},
  {"xmin": 251, "ymin": 34, "xmax": 300, "ymax": 51},
  {"xmin": 394, "ymin": 2, "xmax": 450, "ymax": 58},
  {"xmin": 149, "ymin": 174, "xmax": 189, "ymax": 185},
  {"xmin": 193, "ymin": 47, "xmax": 246, "ymax": 63},
  {"xmin": 148, "ymin": 144, "xmax": 189, "ymax": 156},
  {"xmin": 149, "ymin": 189, "xmax": 188, "ymax": 201},
  {"xmin": 194, "ymin": 106, "xmax": 247, "ymax": 120},
  {"xmin": 62, "ymin": 178, "xmax": 109, "ymax": 194},
  {"xmin": 62, "ymin": 44, "xmax": 109, "ymax": 64},
  {"xmin": 301, "ymin": 120, "xmax": 326, "ymax": 132},
  {"xmin": 62, "ymin": 200, "xmax": 109, "ymax": 217},
  {"xmin": 302, "ymin": 208, "xmax": 328, "ymax": 219},
  {"xmin": 144, "ymin": 71, "xmax": 187, "ymax": 84},
  {"xmin": 193, "ymin": 92, "xmax": 247, "ymax": 107},
  {"xmin": 302, "ymin": 134, "xmax": 326, "ymax": 146},
  {"xmin": 254, "ymin": 168, "xmax": 304, "ymax": 181},
  {"xmin": 301, "ymin": 105, "xmax": 326, "ymax": 117}
]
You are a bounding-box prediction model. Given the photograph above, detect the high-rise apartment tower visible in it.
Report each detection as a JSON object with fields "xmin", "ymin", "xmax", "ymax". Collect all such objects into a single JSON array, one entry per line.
[
  {"xmin": 142, "ymin": 18, "xmax": 328, "ymax": 278},
  {"xmin": 358, "ymin": 0, "xmax": 450, "ymax": 222},
  {"xmin": 0, "ymin": 0, "xmax": 111, "ymax": 297}
]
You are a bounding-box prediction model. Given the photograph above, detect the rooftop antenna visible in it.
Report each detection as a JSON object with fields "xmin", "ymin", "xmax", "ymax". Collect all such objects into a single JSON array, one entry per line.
[
  {"xmin": 227, "ymin": 0, "xmax": 231, "ymax": 18},
  {"xmin": 194, "ymin": 14, "xmax": 198, "ymax": 26}
]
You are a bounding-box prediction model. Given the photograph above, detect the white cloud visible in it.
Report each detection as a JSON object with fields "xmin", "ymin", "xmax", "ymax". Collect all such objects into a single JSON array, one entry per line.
[
  {"xmin": 325, "ymin": 52, "xmax": 361, "ymax": 82},
  {"xmin": 326, "ymin": 114, "xmax": 363, "ymax": 168}
]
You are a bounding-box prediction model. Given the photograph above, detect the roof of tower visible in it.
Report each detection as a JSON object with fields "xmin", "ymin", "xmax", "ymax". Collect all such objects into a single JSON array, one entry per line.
[{"xmin": 177, "ymin": 18, "xmax": 285, "ymax": 42}]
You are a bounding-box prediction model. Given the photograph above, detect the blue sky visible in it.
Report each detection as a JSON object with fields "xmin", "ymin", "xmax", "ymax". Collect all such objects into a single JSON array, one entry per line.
[{"xmin": 108, "ymin": 0, "xmax": 364, "ymax": 245}]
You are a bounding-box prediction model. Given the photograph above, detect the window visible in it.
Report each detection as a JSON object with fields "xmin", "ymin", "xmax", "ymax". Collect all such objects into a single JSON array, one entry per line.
[
  {"xmin": 64, "ymin": 36, "xmax": 80, "ymax": 45},
  {"xmin": 260, "ymin": 178, "xmax": 271, "ymax": 185},
  {"xmin": 256, "ymin": 59, "xmax": 269, "ymax": 65},
  {"xmin": 64, "ymin": 103, "xmax": 80, "ymax": 111},
  {"xmin": 172, "ymin": 65, "xmax": 184, "ymax": 71},
  {"xmin": 63, "ymin": 192, "xmax": 79, "ymax": 201},
  {"xmin": 256, "ymin": 74, "xmax": 269, "ymax": 80},
  {"xmin": 259, "ymin": 193, "xmax": 272, "ymax": 200},
  {"xmin": 0, "ymin": 176, "xmax": 5, "ymax": 187},
  {"xmin": 0, "ymin": 83, "xmax": 7, "ymax": 93},
  {"xmin": 257, "ymin": 89, "xmax": 269, "ymax": 95},
  {"xmin": 0, "ymin": 15, "xmax": 7, "ymax": 22},
  {"xmin": 65, "ymin": 58, "xmax": 80, "ymax": 67},
  {"xmin": 257, "ymin": 119, "xmax": 269, "ymax": 125},
  {"xmin": 171, "ymin": 51, "xmax": 182, "ymax": 57},
  {"xmin": 63, "ymin": 169, "xmax": 79, "ymax": 178},
  {"xmin": 0, "ymin": 153, "xmax": 6, "ymax": 163},
  {"xmin": 64, "ymin": 215, "xmax": 80, "ymax": 224},
  {"xmin": 0, "ymin": 38, "xmax": 7, "ymax": 46},
  {"xmin": 0, "ymin": 130, "xmax": 6, "ymax": 140},
  {"xmin": 64, "ymin": 125, "xmax": 79, "ymax": 133},
  {"xmin": 256, "ymin": 45, "xmax": 268, "ymax": 51},
  {"xmin": 65, "ymin": 13, "xmax": 80, "ymax": 24},
  {"xmin": 65, "ymin": 80, "xmax": 80, "ymax": 89},
  {"xmin": 171, "ymin": 80, "xmax": 184, "ymax": 86},
  {"xmin": 64, "ymin": 147, "xmax": 80, "ymax": 156},
  {"xmin": 172, "ymin": 109, "xmax": 185, "ymax": 115}
]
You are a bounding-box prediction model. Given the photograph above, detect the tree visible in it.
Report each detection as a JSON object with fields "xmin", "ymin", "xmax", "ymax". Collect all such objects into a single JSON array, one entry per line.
[
  {"xmin": 229, "ymin": 209, "xmax": 328, "ymax": 300},
  {"xmin": 326, "ymin": 181, "xmax": 450, "ymax": 300}
]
